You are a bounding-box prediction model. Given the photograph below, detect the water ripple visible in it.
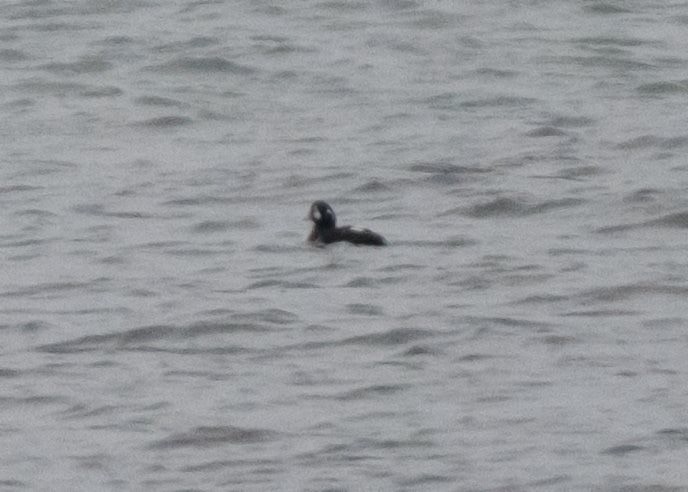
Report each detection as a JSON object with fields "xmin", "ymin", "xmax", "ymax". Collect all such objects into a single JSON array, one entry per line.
[
  {"xmin": 146, "ymin": 56, "xmax": 257, "ymax": 74},
  {"xmin": 457, "ymin": 197, "xmax": 584, "ymax": 218},
  {"xmin": 149, "ymin": 426, "xmax": 278, "ymax": 449}
]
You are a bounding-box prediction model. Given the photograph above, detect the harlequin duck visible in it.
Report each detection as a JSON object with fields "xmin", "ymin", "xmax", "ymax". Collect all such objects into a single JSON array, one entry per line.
[{"xmin": 308, "ymin": 200, "xmax": 387, "ymax": 246}]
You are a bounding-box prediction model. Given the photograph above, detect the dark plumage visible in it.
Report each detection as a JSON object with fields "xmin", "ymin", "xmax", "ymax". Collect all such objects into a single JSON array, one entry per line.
[{"xmin": 307, "ymin": 200, "xmax": 386, "ymax": 246}]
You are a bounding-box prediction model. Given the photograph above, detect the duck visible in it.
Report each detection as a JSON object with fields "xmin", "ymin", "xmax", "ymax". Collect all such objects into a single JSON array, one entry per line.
[{"xmin": 307, "ymin": 200, "xmax": 386, "ymax": 246}]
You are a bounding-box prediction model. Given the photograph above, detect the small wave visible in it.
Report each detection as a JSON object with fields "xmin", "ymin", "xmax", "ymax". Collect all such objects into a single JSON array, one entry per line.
[
  {"xmin": 562, "ymin": 309, "xmax": 639, "ymax": 317},
  {"xmin": 163, "ymin": 247, "xmax": 219, "ymax": 257},
  {"xmin": 1, "ymin": 238, "xmax": 50, "ymax": 249},
  {"xmin": 597, "ymin": 211, "xmax": 688, "ymax": 233},
  {"xmin": 147, "ymin": 56, "xmax": 256, "ymax": 75},
  {"xmin": 0, "ymin": 49, "xmax": 29, "ymax": 62},
  {"xmin": 474, "ymin": 67, "xmax": 519, "ymax": 78},
  {"xmin": 653, "ymin": 212, "xmax": 688, "ymax": 228},
  {"xmin": 460, "ymin": 95, "xmax": 538, "ymax": 109},
  {"xmin": 422, "ymin": 93, "xmax": 536, "ymax": 111},
  {"xmin": 514, "ymin": 294, "xmax": 568, "ymax": 304},
  {"xmin": 616, "ymin": 134, "xmax": 688, "ymax": 150},
  {"xmin": 546, "ymin": 115, "xmax": 596, "ymax": 128},
  {"xmin": 538, "ymin": 335, "xmax": 577, "ymax": 346},
  {"xmin": 189, "ymin": 220, "xmax": 231, "ymax": 233},
  {"xmin": 346, "ymin": 303, "xmax": 383, "ymax": 315},
  {"xmin": 551, "ymin": 55, "xmax": 653, "ymax": 70},
  {"xmin": 153, "ymin": 36, "xmax": 219, "ymax": 52},
  {"xmin": 96, "ymin": 35, "xmax": 135, "ymax": 46},
  {"xmin": 315, "ymin": 1, "xmax": 367, "ymax": 12},
  {"xmin": 377, "ymin": 263, "xmax": 424, "ymax": 272},
  {"xmin": 529, "ymin": 198, "xmax": 585, "ymax": 214},
  {"xmin": 252, "ymin": 244, "xmax": 304, "ymax": 254},
  {"xmin": 1, "ymin": 281, "xmax": 91, "ymax": 298},
  {"xmin": 378, "ymin": 0, "xmax": 419, "ymax": 11},
  {"xmin": 129, "ymin": 346, "xmax": 248, "ymax": 355},
  {"xmin": 637, "ymin": 80, "xmax": 688, "ymax": 95},
  {"xmin": 149, "ymin": 425, "xmax": 277, "ymax": 449},
  {"xmin": 344, "ymin": 276, "xmax": 404, "ymax": 287},
  {"xmin": 2, "ymin": 98, "xmax": 35, "ymax": 109},
  {"xmin": 0, "ymin": 481, "xmax": 23, "ymax": 488},
  {"xmin": 0, "ymin": 368, "xmax": 20, "ymax": 378},
  {"xmin": 81, "ymin": 86, "xmax": 122, "ymax": 97},
  {"xmin": 231, "ymin": 309, "xmax": 299, "ymax": 325},
  {"xmin": 133, "ymin": 95, "xmax": 186, "ymax": 107},
  {"xmin": 250, "ymin": 35, "xmax": 290, "ymax": 43},
  {"xmin": 462, "ymin": 197, "xmax": 583, "ymax": 218},
  {"xmin": 11, "ymin": 0, "xmax": 154, "ymax": 17},
  {"xmin": 38, "ymin": 325, "xmax": 173, "ymax": 353},
  {"xmin": 583, "ymin": 3, "xmax": 632, "ymax": 14},
  {"xmin": 339, "ymin": 327, "xmax": 434, "ymax": 346},
  {"xmin": 60, "ymin": 403, "xmax": 119, "ymax": 420},
  {"xmin": 656, "ymin": 427, "xmax": 688, "ymax": 442},
  {"xmin": 406, "ymin": 10, "xmax": 465, "ymax": 29},
  {"xmin": 642, "ymin": 318, "xmax": 685, "ymax": 329},
  {"xmin": 402, "ymin": 345, "xmax": 439, "ymax": 357},
  {"xmin": 133, "ymin": 115, "xmax": 192, "ymax": 127},
  {"xmin": 39, "ymin": 58, "xmax": 112, "ymax": 75},
  {"xmin": 37, "ymin": 317, "xmax": 291, "ymax": 354},
  {"xmin": 575, "ymin": 36, "xmax": 647, "ymax": 47},
  {"xmin": 230, "ymin": 218, "xmax": 260, "ymax": 230},
  {"xmin": 393, "ymin": 238, "xmax": 477, "ymax": 248},
  {"xmin": 334, "ymin": 384, "xmax": 410, "ymax": 401},
  {"xmin": 257, "ymin": 41, "xmax": 313, "ymax": 56},
  {"xmin": 577, "ymin": 283, "xmax": 688, "ymax": 303},
  {"xmin": 556, "ymin": 165, "xmax": 603, "ymax": 179},
  {"xmin": 71, "ymin": 203, "xmax": 154, "ymax": 218},
  {"xmin": 15, "ymin": 21, "xmax": 94, "ymax": 32},
  {"xmin": 525, "ymin": 126, "xmax": 568, "ymax": 137},
  {"xmin": 349, "ymin": 179, "xmax": 391, "ymax": 193},
  {"xmin": 16, "ymin": 79, "xmax": 122, "ymax": 98},
  {"xmin": 282, "ymin": 171, "xmax": 354, "ymax": 188},
  {"xmin": 246, "ymin": 280, "xmax": 317, "ymax": 289},
  {"xmin": 162, "ymin": 195, "xmax": 223, "ymax": 207},
  {"xmin": 0, "ymin": 185, "xmax": 42, "ymax": 194},
  {"xmin": 408, "ymin": 161, "xmax": 489, "ymax": 175},
  {"xmin": 462, "ymin": 316, "xmax": 553, "ymax": 331},
  {"xmin": 623, "ymin": 188, "xmax": 660, "ymax": 203},
  {"xmin": 355, "ymin": 437, "xmax": 434, "ymax": 450},
  {"xmin": 601, "ymin": 444, "xmax": 644, "ymax": 456},
  {"xmin": 181, "ymin": 458, "xmax": 281, "ymax": 473},
  {"xmin": 0, "ymin": 395, "xmax": 67, "ymax": 406},
  {"xmin": 463, "ymin": 198, "xmax": 524, "ymax": 217},
  {"xmin": 399, "ymin": 474, "xmax": 455, "ymax": 487}
]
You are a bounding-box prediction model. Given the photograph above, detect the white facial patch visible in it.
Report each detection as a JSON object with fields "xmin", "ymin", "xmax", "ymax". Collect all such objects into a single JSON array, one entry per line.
[{"xmin": 312, "ymin": 208, "xmax": 321, "ymax": 221}]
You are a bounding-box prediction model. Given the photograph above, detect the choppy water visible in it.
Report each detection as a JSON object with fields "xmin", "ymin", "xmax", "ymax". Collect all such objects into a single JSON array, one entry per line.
[{"xmin": 2, "ymin": 1, "xmax": 688, "ymax": 490}]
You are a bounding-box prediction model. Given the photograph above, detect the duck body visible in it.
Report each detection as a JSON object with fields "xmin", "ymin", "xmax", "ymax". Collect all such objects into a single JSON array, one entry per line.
[{"xmin": 308, "ymin": 200, "xmax": 386, "ymax": 246}]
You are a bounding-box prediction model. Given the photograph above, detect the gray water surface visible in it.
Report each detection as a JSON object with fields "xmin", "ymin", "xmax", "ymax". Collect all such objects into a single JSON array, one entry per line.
[{"xmin": 2, "ymin": 1, "xmax": 688, "ymax": 490}]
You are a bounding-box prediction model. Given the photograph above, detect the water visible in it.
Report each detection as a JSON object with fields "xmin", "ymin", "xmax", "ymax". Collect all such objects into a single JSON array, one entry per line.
[{"xmin": 2, "ymin": 0, "xmax": 688, "ymax": 490}]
